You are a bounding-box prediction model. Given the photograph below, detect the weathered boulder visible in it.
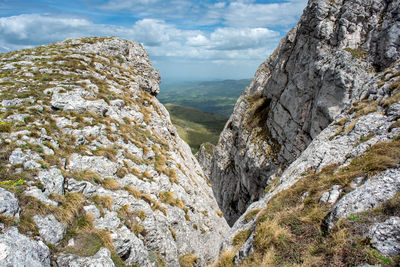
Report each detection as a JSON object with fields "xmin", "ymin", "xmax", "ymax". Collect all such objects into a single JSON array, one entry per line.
[
  {"xmin": 67, "ymin": 154, "xmax": 118, "ymax": 178},
  {"xmin": 33, "ymin": 214, "xmax": 66, "ymax": 245},
  {"xmin": 51, "ymin": 90, "xmax": 109, "ymax": 115},
  {"xmin": 38, "ymin": 168, "xmax": 65, "ymax": 195},
  {"xmin": 0, "ymin": 227, "xmax": 51, "ymax": 267},
  {"xmin": 57, "ymin": 247, "xmax": 115, "ymax": 267},
  {"xmin": 9, "ymin": 148, "xmax": 27, "ymax": 165},
  {"xmin": 328, "ymin": 168, "xmax": 400, "ymax": 227},
  {"xmin": 368, "ymin": 217, "xmax": 400, "ymax": 255},
  {"xmin": 0, "ymin": 188, "xmax": 19, "ymax": 218},
  {"xmin": 111, "ymin": 226, "xmax": 151, "ymax": 266}
]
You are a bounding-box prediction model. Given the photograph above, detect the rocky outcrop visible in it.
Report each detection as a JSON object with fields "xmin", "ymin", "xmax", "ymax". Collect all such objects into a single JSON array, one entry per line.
[
  {"xmin": 214, "ymin": 56, "xmax": 400, "ymax": 267},
  {"xmin": 0, "ymin": 37, "xmax": 228, "ymax": 266},
  {"xmin": 210, "ymin": 0, "xmax": 400, "ymax": 225},
  {"xmin": 210, "ymin": 0, "xmax": 400, "ymax": 265}
]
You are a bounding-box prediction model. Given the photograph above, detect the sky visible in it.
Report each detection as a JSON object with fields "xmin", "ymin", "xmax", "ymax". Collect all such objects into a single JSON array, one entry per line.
[{"xmin": 0, "ymin": 0, "xmax": 308, "ymax": 83}]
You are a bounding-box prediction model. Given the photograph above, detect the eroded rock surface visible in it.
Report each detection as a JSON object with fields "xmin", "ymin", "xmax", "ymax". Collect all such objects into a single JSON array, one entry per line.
[
  {"xmin": 57, "ymin": 248, "xmax": 115, "ymax": 267},
  {"xmin": 0, "ymin": 37, "xmax": 228, "ymax": 266},
  {"xmin": 210, "ymin": 0, "xmax": 400, "ymax": 225},
  {"xmin": 210, "ymin": 0, "xmax": 400, "ymax": 266},
  {"xmin": 0, "ymin": 227, "xmax": 51, "ymax": 267}
]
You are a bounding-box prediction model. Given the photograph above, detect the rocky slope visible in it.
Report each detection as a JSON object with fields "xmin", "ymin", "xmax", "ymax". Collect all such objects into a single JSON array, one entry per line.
[
  {"xmin": 0, "ymin": 37, "xmax": 228, "ymax": 266},
  {"xmin": 208, "ymin": 0, "xmax": 400, "ymax": 266},
  {"xmin": 210, "ymin": 0, "xmax": 400, "ymax": 226}
]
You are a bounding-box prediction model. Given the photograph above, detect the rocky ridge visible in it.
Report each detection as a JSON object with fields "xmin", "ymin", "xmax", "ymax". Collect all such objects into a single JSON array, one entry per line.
[
  {"xmin": 210, "ymin": 0, "xmax": 400, "ymax": 226},
  {"xmin": 0, "ymin": 37, "xmax": 228, "ymax": 266}
]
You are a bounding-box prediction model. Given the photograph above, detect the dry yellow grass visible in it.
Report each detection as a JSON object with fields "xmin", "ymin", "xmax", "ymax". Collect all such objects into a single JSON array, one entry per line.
[
  {"xmin": 216, "ymin": 209, "xmax": 223, "ymax": 218},
  {"xmin": 210, "ymin": 250, "xmax": 235, "ymax": 267},
  {"xmin": 101, "ymin": 178, "xmax": 120, "ymax": 190},
  {"xmin": 159, "ymin": 191, "xmax": 185, "ymax": 209},
  {"xmin": 123, "ymin": 185, "xmax": 142, "ymax": 199},
  {"xmin": 178, "ymin": 253, "xmax": 199, "ymax": 267},
  {"xmin": 91, "ymin": 195, "xmax": 113, "ymax": 210},
  {"xmin": 244, "ymin": 208, "xmax": 261, "ymax": 222},
  {"xmin": 232, "ymin": 229, "xmax": 252, "ymax": 247}
]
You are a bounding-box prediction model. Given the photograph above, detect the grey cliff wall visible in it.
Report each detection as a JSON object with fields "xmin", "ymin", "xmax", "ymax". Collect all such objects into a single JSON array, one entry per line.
[{"xmin": 210, "ymin": 0, "xmax": 400, "ymax": 225}]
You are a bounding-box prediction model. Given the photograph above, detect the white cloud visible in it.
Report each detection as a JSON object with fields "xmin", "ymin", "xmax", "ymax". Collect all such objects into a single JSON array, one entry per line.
[
  {"xmin": 98, "ymin": 0, "xmax": 197, "ymax": 21},
  {"xmin": 131, "ymin": 19, "xmax": 173, "ymax": 46},
  {"xmin": 0, "ymin": 14, "xmax": 110, "ymax": 46},
  {"xmin": 209, "ymin": 27, "xmax": 279, "ymax": 50},
  {"xmin": 186, "ymin": 34, "xmax": 209, "ymax": 46},
  {"xmin": 205, "ymin": 0, "xmax": 308, "ymax": 28}
]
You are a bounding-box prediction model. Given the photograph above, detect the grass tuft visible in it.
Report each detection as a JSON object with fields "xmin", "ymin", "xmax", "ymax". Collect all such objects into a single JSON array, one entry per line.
[{"xmin": 178, "ymin": 253, "xmax": 199, "ymax": 267}]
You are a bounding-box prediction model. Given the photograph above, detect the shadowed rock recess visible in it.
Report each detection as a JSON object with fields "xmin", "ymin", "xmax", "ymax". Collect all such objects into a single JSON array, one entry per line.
[{"xmin": 0, "ymin": 37, "xmax": 229, "ymax": 266}]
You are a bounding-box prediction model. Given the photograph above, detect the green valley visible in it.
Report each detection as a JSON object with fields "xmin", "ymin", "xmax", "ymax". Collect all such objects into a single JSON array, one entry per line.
[
  {"xmin": 164, "ymin": 104, "xmax": 227, "ymax": 153},
  {"xmin": 158, "ymin": 79, "xmax": 250, "ymax": 152},
  {"xmin": 158, "ymin": 79, "xmax": 251, "ymax": 117}
]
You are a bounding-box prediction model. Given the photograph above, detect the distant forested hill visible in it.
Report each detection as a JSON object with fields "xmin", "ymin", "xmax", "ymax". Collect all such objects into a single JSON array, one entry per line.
[{"xmin": 158, "ymin": 79, "xmax": 251, "ymax": 117}]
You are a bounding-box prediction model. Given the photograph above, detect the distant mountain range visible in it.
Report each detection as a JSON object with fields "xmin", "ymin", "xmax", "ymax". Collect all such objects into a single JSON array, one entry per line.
[{"xmin": 158, "ymin": 79, "xmax": 251, "ymax": 118}]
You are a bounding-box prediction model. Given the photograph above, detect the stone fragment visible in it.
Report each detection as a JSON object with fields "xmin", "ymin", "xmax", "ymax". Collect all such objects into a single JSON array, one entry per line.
[
  {"xmin": 319, "ymin": 185, "xmax": 341, "ymax": 205},
  {"xmin": 24, "ymin": 187, "xmax": 58, "ymax": 206},
  {"xmin": 24, "ymin": 160, "xmax": 41, "ymax": 170},
  {"xmin": 66, "ymin": 178, "xmax": 97, "ymax": 195},
  {"xmin": 33, "ymin": 214, "xmax": 66, "ymax": 245},
  {"xmin": 94, "ymin": 210, "xmax": 120, "ymax": 231}
]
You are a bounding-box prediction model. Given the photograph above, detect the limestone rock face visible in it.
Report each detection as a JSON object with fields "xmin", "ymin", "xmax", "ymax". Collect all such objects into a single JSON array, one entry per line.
[
  {"xmin": 210, "ymin": 0, "xmax": 400, "ymax": 225},
  {"xmin": 57, "ymin": 248, "xmax": 115, "ymax": 267},
  {"xmin": 0, "ymin": 37, "xmax": 228, "ymax": 266},
  {"xmin": 210, "ymin": 0, "xmax": 400, "ymax": 264},
  {"xmin": 74, "ymin": 37, "xmax": 161, "ymax": 96},
  {"xmin": 195, "ymin": 142, "xmax": 215, "ymax": 178},
  {"xmin": 0, "ymin": 227, "xmax": 51, "ymax": 267},
  {"xmin": 216, "ymin": 58, "xmax": 400, "ymax": 266}
]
